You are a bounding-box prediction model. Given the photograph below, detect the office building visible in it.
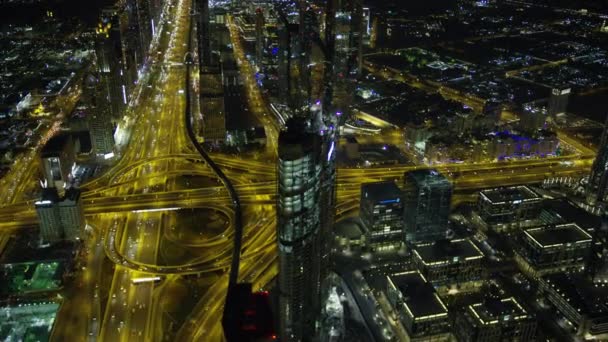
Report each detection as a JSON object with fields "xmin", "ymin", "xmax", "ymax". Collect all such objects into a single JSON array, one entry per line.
[
  {"xmin": 587, "ymin": 114, "xmax": 608, "ymax": 204},
  {"xmin": 477, "ymin": 186, "xmax": 543, "ymax": 232},
  {"xmin": 386, "ymin": 271, "xmax": 451, "ymax": 340},
  {"xmin": 35, "ymin": 187, "xmax": 85, "ymax": 244},
  {"xmin": 40, "ymin": 133, "xmax": 75, "ymax": 189},
  {"xmin": 514, "ymin": 223, "xmax": 592, "ymax": 278},
  {"xmin": 454, "ymin": 297, "xmax": 536, "ymax": 342},
  {"xmin": 403, "ymin": 169, "xmax": 452, "ymax": 243},
  {"xmin": 538, "ymin": 273, "xmax": 608, "ymax": 339},
  {"xmin": 359, "ymin": 181, "xmax": 403, "ymax": 249},
  {"xmin": 412, "ymin": 239, "xmax": 485, "ymax": 288},
  {"xmin": 548, "ymin": 87, "xmax": 570, "ymax": 119},
  {"xmin": 277, "ymin": 119, "xmax": 323, "ymax": 342}
]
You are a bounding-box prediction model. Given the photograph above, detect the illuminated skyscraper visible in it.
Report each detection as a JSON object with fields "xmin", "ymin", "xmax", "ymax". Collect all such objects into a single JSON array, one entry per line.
[
  {"xmin": 588, "ymin": 115, "xmax": 608, "ymax": 204},
  {"xmin": 403, "ymin": 169, "xmax": 452, "ymax": 243},
  {"xmin": 277, "ymin": 119, "xmax": 323, "ymax": 341},
  {"xmin": 325, "ymin": 0, "xmax": 363, "ymax": 120}
]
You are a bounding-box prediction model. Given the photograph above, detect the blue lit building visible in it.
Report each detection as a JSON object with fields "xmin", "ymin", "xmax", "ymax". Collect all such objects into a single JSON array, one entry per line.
[
  {"xmin": 360, "ymin": 181, "xmax": 403, "ymax": 249},
  {"xmin": 403, "ymin": 169, "xmax": 452, "ymax": 244}
]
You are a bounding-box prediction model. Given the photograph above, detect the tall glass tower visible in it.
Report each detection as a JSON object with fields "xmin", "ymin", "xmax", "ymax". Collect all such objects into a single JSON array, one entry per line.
[
  {"xmin": 277, "ymin": 119, "xmax": 323, "ymax": 342},
  {"xmin": 403, "ymin": 169, "xmax": 453, "ymax": 243}
]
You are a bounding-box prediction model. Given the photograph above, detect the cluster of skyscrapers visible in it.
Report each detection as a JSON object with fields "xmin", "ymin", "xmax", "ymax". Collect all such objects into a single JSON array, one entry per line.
[
  {"xmin": 95, "ymin": 0, "xmax": 164, "ymax": 119},
  {"xmin": 274, "ymin": 0, "xmax": 365, "ymax": 340}
]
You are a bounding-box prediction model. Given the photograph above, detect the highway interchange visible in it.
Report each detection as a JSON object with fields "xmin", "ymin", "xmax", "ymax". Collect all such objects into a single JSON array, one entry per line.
[{"xmin": 0, "ymin": 0, "xmax": 597, "ymax": 341}]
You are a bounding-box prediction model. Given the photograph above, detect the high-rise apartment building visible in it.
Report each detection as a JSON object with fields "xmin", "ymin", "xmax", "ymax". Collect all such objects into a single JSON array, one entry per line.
[
  {"xmin": 82, "ymin": 73, "xmax": 115, "ymax": 156},
  {"xmin": 277, "ymin": 119, "xmax": 323, "ymax": 341},
  {"xmin": 403, "ymin": 169, "xmax": 452, "ymax": 243}
]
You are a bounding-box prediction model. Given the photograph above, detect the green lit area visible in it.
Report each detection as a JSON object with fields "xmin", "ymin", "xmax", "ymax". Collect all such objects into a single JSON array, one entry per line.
[
  {"xmin": 0, "ymin": 261, "xmax": 63, "ymax": 295},
  {"xmin": 0, "ymin": 302, "xmax": 60, "ymax": 342}
]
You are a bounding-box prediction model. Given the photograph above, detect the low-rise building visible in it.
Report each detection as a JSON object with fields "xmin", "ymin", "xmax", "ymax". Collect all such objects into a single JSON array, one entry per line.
[
  {"xmin": 514, "ymin": 223, "xmax": 592, "ymax": 278},
  {"xmin": 454, "ymin": 297, "xmax": 537, "ymax": 341},
  {"xmin": 477, "ymin": 186, "xmax": 543, "ymax": 232},
  {"xmin": 386, "ymin": 271, "xmax": 451, "ymax": 341},
  {"xmin": 412, "ymin": 239, "xmax": 485, "ymax": 288},
  {"xmin": 538, "ymin": 273, "xmax": 608, "ymax": 339}
]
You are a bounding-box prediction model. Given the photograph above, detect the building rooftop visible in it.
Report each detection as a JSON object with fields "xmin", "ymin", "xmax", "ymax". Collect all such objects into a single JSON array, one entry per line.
[
  {"xmin": 62, "ymin": 188, "xmax": 82, "ymax": 202},
  {"xmin": 405, "ymin": 169, "xmax": 451, "ymax": 188},
  {"xmin": 361, "ymin": 181, "xmax": 402, "ymax": 203},
  {"xmin": 542, "ymin": 273, "xmax": 608, "ymax": 318},
  {"xmin": 37, "ymin": 188, "xmax": 60, "ymax": 204},
  {"xmin": 388, "ymin": 271, "xmax": 448, "ymax": 320},
  {"xmin": 480, "ymin": 185, "xmax": 541, "ymax": 204},
  {"xmin": 524, "ymin": 223, "xmax": 592, "ymax": 248},
  {"xmin": 278, "ymin": 119, "xmax": 321, "ymax": 161},
  {"xmin": 468, "ymin": 297, "xmax": 531, "ymax": 325},
  {"xmin": 334, "ymin": 219, "xmax": 365, "ymax": 240},
  {"xmin": 540, "ymin": 199, "xmax": 601, "ymax": 231},
  {"xmin": 41, "ymin": 133, "xmax": 71, "ymax": 157},
  {"xmin": 413, "ymin": 239, "xmax": 484, "ymax": 266}
]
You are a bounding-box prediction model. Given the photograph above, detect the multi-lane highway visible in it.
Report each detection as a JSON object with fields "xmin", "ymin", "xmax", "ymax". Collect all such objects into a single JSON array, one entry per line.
[{"xmin": 0, "ymin": 0, "xmax": 596, "ymax": 341}]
